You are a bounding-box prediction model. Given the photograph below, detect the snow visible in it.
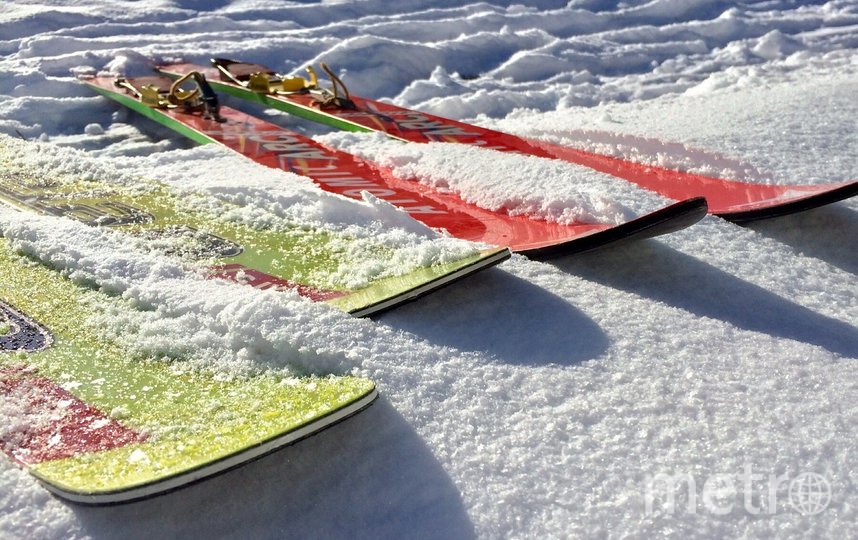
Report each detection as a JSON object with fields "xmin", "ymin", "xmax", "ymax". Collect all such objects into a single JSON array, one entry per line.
[
  {"xmin": 1, "ymin": 1, "xmax": 857, "ymax": 539},
  {"xmin": 0, "ymin": 206, "xmax": 362, "ymax": 376},
  {"xmin": 317, "ymin": 130, "xmax": 667, "ymax": 224}
]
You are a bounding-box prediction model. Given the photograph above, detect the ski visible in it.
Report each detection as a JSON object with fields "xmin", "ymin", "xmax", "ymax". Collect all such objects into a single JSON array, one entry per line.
[
  {"xmin": 0, "ymin": 134, "xmax": 509, "ymax": 318},
  {"xmin": 84, "ymin": 72, "xmax": 708, "ymax": 258},
  {"xmin": 0, "ymin": 236, "xmax": 377, "ymax": 504},
  {"xmin": 158, "ymin": 59, "xmax": 856, "ymax": 222}
]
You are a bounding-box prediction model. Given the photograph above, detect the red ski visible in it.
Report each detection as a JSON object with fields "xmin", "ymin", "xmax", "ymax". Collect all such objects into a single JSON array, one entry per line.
[
  {"xmin": 158, "ymin": 59, "xmax": 856, "ymax": 223},
  {"xmin": 85, "ymin": 74, "xmax": 706, "ymax": 258}
]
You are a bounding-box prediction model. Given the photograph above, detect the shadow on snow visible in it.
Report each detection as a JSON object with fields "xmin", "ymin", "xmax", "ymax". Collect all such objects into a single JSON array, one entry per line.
[
  {"xmin": 378, "ymin": 265, "xmax": 609, "ymax": 366},
  {"xmin": 71, "ymin": 398, "xmax": 475, "ymax": 540},
  {"xmin": 745, "ymin": 202, "xmax": 858, "ymax": 276},
  {"xmin": 554, "ymin": 238, "xmax": 858, "ymax": 358}
]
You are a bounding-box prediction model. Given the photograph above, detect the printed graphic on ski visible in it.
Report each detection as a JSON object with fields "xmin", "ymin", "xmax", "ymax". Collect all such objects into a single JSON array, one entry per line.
[
  {"xmin": 0, "ymin": 238, "xmax": 377, "ymax": 504},
  {"xmin": 85, "ymin": 73, "xmax": 707, "ymax": 258},
  {"xmin": 0, "ymin": 136, "xmax": 508, "ymax": 318},
  {"xmin": 159, "ymin": 59, "xmax": 856, "ymax": 222}
]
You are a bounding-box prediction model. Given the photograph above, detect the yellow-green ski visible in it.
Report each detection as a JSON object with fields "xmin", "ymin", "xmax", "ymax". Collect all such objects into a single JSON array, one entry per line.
[
  {"xmin": 0, "ymin": 137, "xmax": 509, "ymax": 317},
  {"xmin": 0, "ymin": 237, "xmax": 377, "ymax": 504}
]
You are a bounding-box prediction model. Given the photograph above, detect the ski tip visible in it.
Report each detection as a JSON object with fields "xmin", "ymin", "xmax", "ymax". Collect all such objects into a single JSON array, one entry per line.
[
  {"xmin": 37, "ymin": 385, "xmax": 379, "ymax": 506},
  {"xmin": 716, "ymin": 180, "xmax": 858, "ymax": 223},
  {"xmin": 349, "ymin": 247, "xmax": 511, "ymax": 317},
  {"xmin": 522, "ymin": 196, "xmax": 708, "ymax": 259}
]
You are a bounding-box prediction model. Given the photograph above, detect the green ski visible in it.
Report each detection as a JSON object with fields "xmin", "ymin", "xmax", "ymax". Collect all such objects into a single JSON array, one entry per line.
[
  {"xmin": 0, "ymin": 234, "xmax": 377, "ymax": 504},
  {"xmin": 0, "ymin": 136, "xmax": 509, "ymax": 318}
]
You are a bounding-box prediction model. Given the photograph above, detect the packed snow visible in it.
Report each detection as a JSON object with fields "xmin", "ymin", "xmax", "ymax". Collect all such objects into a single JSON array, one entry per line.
[{"xmin": 1, "ymin": 1, "xmax": 857, "ymax": 539}]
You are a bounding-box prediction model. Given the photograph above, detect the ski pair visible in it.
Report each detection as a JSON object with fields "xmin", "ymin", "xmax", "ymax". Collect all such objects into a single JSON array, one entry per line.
[
  {"xmin": 159, "ymin": 58, "xmax": 856, "ymax": 223},
  {"xmin": 85, "ymin": 71, "xmax": 709, "ymax": 259}
]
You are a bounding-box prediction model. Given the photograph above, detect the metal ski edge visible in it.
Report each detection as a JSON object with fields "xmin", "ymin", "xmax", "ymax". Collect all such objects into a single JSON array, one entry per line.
[{"xmin": 35, "ymin": 386, "xmax": 379, "ymax": 505}]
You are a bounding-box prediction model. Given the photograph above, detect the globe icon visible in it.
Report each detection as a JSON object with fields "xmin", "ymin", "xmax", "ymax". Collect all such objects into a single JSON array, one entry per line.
[{"xmin": 789, "ymin": 473, "xmax": 831, "ymax": 515}]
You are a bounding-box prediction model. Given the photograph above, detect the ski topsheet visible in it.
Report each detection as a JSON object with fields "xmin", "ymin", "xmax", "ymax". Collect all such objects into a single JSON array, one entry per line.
[
  {"xmin": 84, "ymin": 74, "xmax": 707, "ymax": 258},
  {"xmin": 0, "ymin": 237, "xmax": 377, "ymax": 504},
  {"xmin": 0, "ymin": 135, "xmax": 509, "ymax": 318},
  {"xmin": 158, "ymin": 59, "xmax": 857, "ymax": 222}
]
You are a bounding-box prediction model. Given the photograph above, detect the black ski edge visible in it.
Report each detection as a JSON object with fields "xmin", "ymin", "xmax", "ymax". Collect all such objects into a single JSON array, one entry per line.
[
  {"xmin": 522, "ymin": 196, "xmax": 708, "ymax": 260},
  {"xmin": 39, "ymin": 387, "xmax": 379, "ymax": 506},
  {"xmin": 357, "ymin": 248, "xmax": 511, "ymax": 318},
  {"xmin": 716, "ymin": 181, "xmax": 858, "ymax": 224}
]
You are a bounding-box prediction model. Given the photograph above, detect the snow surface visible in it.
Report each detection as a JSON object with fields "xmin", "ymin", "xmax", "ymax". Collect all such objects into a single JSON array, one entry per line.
[{"xmin": 1, "ymin": 1, "xmax": 857, "ymax": 539}]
